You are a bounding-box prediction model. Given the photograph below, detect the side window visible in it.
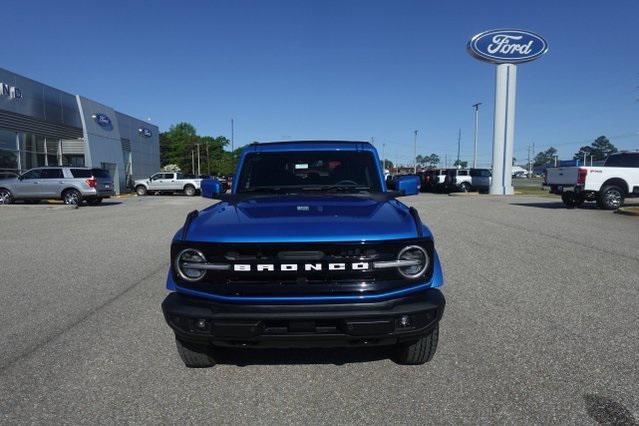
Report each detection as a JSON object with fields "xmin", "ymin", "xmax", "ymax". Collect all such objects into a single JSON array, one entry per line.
[
  {"xmin": 151, "ymin": 173, "xmax": 162, "ymax": 180},
  {"xmin": 70, "ymin": 169, "xmax": 92, "ymax": 178},
  {"xmin": 470, "ymin": 170, "xmax": 478, "ymax": 177},
  {"xmin": 459, "ymin": 170, "xmax": 468, "ymax": 176},
  {"xmin": 164, "ymin": 173, "xmax": 175, "ymax": 179},
  {"xmin": 40, "ymin": 168, "xmax": 64, "ymax": 179},
  {"xmin": 608, "ymin": 154, "xmax": 639, "ymax": 168},
  {"xmin": 482, "ymin": 170, "xmax": 492, "ymax": 177},
  {"xmin": 21, "ymin": 169, "xmax": 42, "ymax": 180}
]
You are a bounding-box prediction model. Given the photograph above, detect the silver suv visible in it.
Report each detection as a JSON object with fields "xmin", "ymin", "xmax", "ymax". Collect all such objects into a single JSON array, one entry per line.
[{"xmin": 0, "ymin": 167, "xmax": 115, "ymax": 205}]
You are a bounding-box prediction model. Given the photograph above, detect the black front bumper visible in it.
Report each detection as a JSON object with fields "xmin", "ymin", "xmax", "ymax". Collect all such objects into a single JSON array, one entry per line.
[{"xmin": 162, "ymin": 289, "xmax": 445, "ymax": 348}]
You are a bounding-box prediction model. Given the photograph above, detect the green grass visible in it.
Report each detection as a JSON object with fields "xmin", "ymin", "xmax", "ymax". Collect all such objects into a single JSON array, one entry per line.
[{"xmin": 513, "ymin": 183, "xmax": 556, "ymax": 197}]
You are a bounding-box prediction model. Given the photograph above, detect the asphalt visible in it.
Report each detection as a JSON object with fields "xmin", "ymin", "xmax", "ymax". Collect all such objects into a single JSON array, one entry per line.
[{"xmin": 0, "ymin": 194, "xmax": 637, "ymax": 424}]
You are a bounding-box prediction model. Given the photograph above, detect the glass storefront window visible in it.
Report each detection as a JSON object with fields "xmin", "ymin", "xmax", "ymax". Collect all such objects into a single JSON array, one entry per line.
[
  {"xmin": 46, "ymin": 137, "xmax": 60, "ymax": 167},
  {"xmin": 62, "ymin": 154, "xmax": 85, "ymax": 167},
  {"xmin": 0, "ymin": 128, "xmax": 65, "ymax": 173},
  {"xmin": 0, "ymin": 128, "xmax": 17, "ymax": 150}
]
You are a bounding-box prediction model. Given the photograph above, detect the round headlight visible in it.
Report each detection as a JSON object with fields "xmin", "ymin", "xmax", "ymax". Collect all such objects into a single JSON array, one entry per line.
[
  {"xmin": 175, "ymin": 248, "xmax": 207, "ymax": 282},
  {"xmin": 397, "ymin": 245, "xmax": 429, "ymax": 279}
]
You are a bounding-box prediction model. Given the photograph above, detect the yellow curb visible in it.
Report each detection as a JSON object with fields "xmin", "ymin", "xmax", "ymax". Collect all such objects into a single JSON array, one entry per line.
[{"xmin": 615, "ymin": 207, "xmax": 639, "ymax": 217}]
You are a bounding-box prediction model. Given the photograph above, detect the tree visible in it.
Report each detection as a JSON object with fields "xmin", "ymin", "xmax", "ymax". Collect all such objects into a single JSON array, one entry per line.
[
  {"xmin": 533, "ymin": 147, "xmax": 558, "ymax": 167},
  {"xmin": 380, "ymin": 159, "xmax": 394, "ymax": 169},
  {"xmin": 427, "ymin": 154, "xmax": 440, "ymax": 167},
  {"xmin": 159, "ymin": 122, "xmax": 239, "ymax": 175},
  {"xmin": 160, "ymin": 122, "xmax": 198, "ymax": 171},
  {"xmin": 453, "ymin": 159, "xmax": 468, "ymax": 168},
  {"xmin": 573, "ymin": 136, "xmax": 617, "ymax": 161}
]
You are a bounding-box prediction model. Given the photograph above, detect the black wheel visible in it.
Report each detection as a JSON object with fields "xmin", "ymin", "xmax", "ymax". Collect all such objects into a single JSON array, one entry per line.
[
  {"xmin": 459, "ymin": 182, "xmax": 471, "ymax": 193},
  {"xmin": 0, "ymin": 188, "xmax": 13, "ymax": 205},
  {"xmin": 63, "ymin": 189, "xmax": 82, "ymax": 206},
  {"xmin": 175, "ymin": 339, "xmax": 216, "ymax": 368},
  {"xmin": 135, "ymin": 185, "xmax": 147, "ymax": 196},
  {"xmin": 393, "ymin": 324, "xmax": 439, "ymax": 365},
  {"xmin": 561, "ymin": 191, "xmax": 578, "ymax": 209},
  {"xmin": 184, "ymin": 185, "xmax": 196, "ymax": 197},
  {"xmin": 597, "ymin": 186, "xmax": 624, "ymax": 210},
  {"xmin": 86, "ymin": 198, "xmax": 103, "ymax": 206}
]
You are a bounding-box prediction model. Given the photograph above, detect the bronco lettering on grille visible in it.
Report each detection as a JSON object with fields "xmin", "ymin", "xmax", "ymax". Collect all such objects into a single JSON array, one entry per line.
[{"xmin": 232, "ymin": 262, "xmax": 370, "ymax": 272}]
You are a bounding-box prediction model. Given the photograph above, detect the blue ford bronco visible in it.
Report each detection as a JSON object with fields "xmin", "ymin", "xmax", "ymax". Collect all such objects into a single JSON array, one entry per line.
[{"xmin": 162, "ymin": 141, "xmax": 445, "ymax": 367}]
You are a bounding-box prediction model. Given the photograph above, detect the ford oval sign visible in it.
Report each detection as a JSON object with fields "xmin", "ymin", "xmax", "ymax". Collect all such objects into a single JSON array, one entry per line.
[
  {"xmin": 92, "ymin": 113, "xmax": 112, "ymax": 128},
  {"xmin": 468, "ymin": 29, "xmax": 548, "ymax": 64}
]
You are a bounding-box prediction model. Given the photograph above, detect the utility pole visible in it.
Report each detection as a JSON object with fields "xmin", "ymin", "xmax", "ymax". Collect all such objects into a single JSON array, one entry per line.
[
  {"xmin": 583, "ymin": 152, "xmax": 587, "ymax": 166},
  {"xmin": 413, "ymin": 130, "xmax": 418, "ymax": 174},
  {"xmin": 472, "ymin": 103, "xmax": 481, "ymax": 169},
  {"xmin": 382, "ymin": 143, "xmax": 386, "ymax": 171},
  {"xmin": 456, "ymin": 129, "xmax": 461, "ymax": 166},
  {"xmin": 196, "ymin": 143, "xmax": 201, "ymax": 176},
  {"xmin": 191, "ymin": 150, "xmax": 195, "ymax": 174},
  {"xmin": 206, "ymin": 143, "xmax": 210, "ymax": 175},
  {"xmin": 231, "ymin": 118, "xmax": 235, "ymax": 151},
  {"xmin": 527, "ymin": 144, "xmax": 532, "ymax": 178},
  {"xmin": 445, "ymin": 154, "xmax": 448, "ymax": 168}
]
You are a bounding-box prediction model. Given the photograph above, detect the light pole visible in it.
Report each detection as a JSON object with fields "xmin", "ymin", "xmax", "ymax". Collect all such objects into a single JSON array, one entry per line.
[
  {"xmin": 231, "ymin": 118, "xmax": 234, "ymax": 151},
  {"xmin": 196, "ymin": 143, "xmax": 201, "ymax": 176},
  {"xmin": 382, "ymin": 143, "xmax": 386, "ymax": 171},
  {"xmin": 413, "ymin": 130, "xmax": 418, "ymax": 174},
  {"xmin": 456, "ymin": 129, "xmax": 461, "ymax": 166},
  {"xmin": 472, "ymin": 103, "xmax": 481, "ymax": 169}
]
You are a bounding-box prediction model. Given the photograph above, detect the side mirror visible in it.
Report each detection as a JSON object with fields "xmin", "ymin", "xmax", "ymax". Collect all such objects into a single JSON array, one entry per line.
[
  {"xmin": 201, "ymin": 178, "xmax": 223, "ymax": 199},
  {"xmin": 395, "ymin": 175, "xmax": 420, "ymax": 196}
]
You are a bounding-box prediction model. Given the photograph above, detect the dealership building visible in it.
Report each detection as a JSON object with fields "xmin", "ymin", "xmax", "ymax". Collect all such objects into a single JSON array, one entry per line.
[{"xmin": 0, "ymin": 67, "xmax": 159, "ymax": 194}]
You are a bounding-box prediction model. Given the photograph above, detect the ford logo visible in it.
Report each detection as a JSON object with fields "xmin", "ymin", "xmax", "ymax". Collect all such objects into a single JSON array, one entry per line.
[
  {"xmin": 138, "ymin": 127, "xmax": 152, "ymax": 137},
  {"xmin": 93, "ymin": 113, "xmax": 112, "ymax": 128},
  {"xmin": 468, "ymin": 29, "xmax": 548, "ymax": 64}
]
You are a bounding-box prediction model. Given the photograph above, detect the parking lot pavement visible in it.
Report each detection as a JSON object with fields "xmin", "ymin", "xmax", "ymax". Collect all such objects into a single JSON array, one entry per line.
[{"xmin": 0, "ymin": 194, "xmax": 637, "ymax": 424}]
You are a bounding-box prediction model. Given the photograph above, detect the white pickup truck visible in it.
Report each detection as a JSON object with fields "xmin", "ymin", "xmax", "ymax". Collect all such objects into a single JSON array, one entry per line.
[
  {"xmin": 544, "ymin": 152, "xmax": 639, "ymax": 209},
  {"xmin": 134, "ymin": 172, "xmax": 202, "ymax": 196}
]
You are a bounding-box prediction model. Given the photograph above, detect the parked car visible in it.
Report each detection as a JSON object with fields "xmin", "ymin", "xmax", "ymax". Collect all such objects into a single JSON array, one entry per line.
[
  {"xmin": 544, "ymin": 152, "xmax": 639, "ymax": 209},
  {"xmin": 134, "ymin": 172, "xmax": 202, "ymax": 196},
  {"xmin": 444, "ymin": 168, "xmax": 492, "ymax": 193},
  {"xmin": 0, "ymin": 167, "xmax": 114, "ymax": 205},
  {"xmin": 162, "ymin": 141, "xmax": 445, "ymax": 367},
  {"xmin": 422, "ymin": 169, "xmax": 448, "ymax": 192}
]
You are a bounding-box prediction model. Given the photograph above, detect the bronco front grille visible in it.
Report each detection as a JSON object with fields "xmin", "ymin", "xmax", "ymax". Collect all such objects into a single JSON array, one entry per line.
[{"xmin": 171, "ymin": 239, "xmax": 434, "ymax": 298}]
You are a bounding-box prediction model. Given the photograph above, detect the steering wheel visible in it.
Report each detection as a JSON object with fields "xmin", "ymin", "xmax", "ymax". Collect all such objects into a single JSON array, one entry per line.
[{"xmin": 335, "ymin": 180, "xmax": 358, "ymax": 186}]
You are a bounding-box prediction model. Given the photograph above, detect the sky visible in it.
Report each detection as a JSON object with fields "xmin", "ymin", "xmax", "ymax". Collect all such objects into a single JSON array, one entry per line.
[{"xmin": 2, "ymin": 0, "xmax": 638, "ymax": 167}]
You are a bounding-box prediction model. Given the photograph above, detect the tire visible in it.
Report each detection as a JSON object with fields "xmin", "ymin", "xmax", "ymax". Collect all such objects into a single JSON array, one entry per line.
[
  {"xmin": 597, "ymin": 185, "xmax": 625, "ymax": 210},
  {"xmin": 175, "ymin": 339, "xmax": 216, "ymax": 368},
  {"xmin": 393, "ymin": 324, "xmax": 439, "ymax": 365},
  {"xmin": 135, "ymin": 185, "xmax": 147, "ymax": 196},
  {"xmin": 184, "ymin": 185, "xmax": 196, "ymax": 197},
  {"xmin": 86, "ymin": 198, "xmax": 103, "ymax": 206},
  {"xmin": 0, "ymin": 188, "xmax": 13, "ymax": 205},
  {"xmin": 62, "ymin": 189, "xmax": 82, "ymax": 206},
  {"xmin": 459, "ymin": 182, "xmax": 471, "ymax": 193},
  {"xmin": 561, "ymin": 191, "xmax": 578, "ymax": 209}
]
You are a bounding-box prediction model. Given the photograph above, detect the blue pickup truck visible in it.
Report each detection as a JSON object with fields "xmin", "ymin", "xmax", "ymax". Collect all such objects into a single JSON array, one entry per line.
[{"xmin": 162, "ymin": 141, "xmax": 445, "ymax": 367}]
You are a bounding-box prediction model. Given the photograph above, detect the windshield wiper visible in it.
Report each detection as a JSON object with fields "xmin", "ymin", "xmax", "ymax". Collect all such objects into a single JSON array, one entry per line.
[
  {"xmin": 301, "ymin": 185, "xmax": 372, "ymax": 193},
  {"xmin": 239, "ymin": 186, "xmax": 282, "ymax": 194}
]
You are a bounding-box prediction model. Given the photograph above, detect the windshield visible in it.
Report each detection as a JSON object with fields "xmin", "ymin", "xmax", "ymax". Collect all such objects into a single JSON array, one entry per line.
[{"xmin": 237, "ymin": 151, "xmax": 382, "ymax": 193}]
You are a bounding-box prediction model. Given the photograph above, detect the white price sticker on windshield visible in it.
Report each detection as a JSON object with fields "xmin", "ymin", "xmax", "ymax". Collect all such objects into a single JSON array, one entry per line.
[{"xmin": 295, "ymin": 163, "xmax": 309, "ymax": 170}]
